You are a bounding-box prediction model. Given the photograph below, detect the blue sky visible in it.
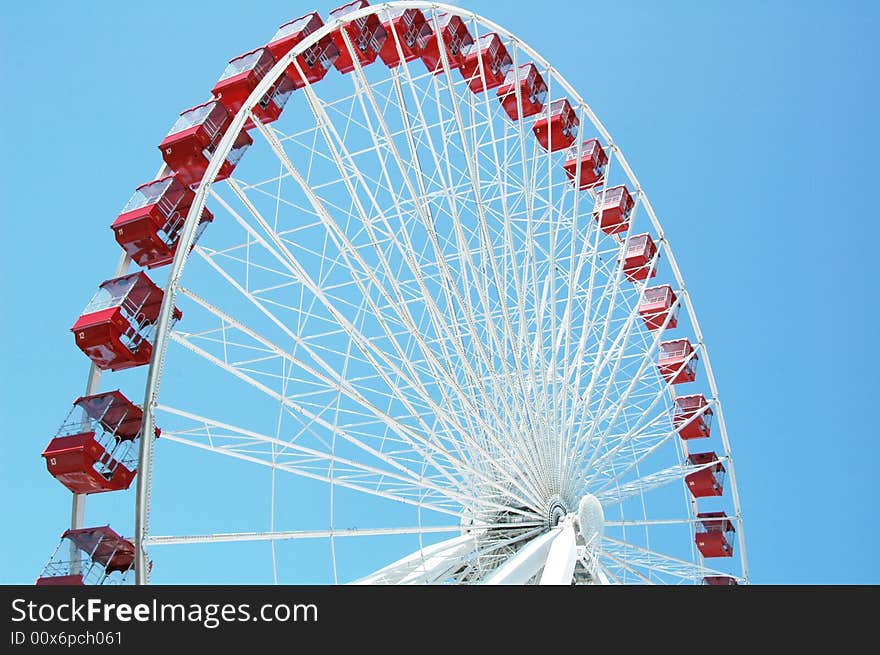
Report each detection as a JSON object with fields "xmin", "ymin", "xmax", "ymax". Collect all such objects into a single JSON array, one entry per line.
[{"xmin": 1, "ymin": 0, "xmax": 878, "ymax": 584}]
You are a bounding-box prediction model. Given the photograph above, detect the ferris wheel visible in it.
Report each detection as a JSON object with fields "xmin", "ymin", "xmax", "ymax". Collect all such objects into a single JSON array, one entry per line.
[{"xmin": 36, "ymin": 1, "xmax": 747, "ymax": 585}]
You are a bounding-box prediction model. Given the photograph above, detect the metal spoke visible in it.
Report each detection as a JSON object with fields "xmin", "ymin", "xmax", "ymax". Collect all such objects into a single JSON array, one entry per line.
[{"xmin": 145, "ymin": 523, "xmax": 539, "ymax": 547}]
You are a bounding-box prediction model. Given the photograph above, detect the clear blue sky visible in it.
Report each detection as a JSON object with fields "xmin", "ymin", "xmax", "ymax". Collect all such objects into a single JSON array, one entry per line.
[{"xmin": 1, "ymin": 0, "xmax": 877, "ymax": 584}]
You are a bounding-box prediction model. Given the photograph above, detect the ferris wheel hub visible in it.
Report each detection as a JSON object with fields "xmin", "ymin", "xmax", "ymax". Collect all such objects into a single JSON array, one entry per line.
[
  {"xmin": 576, "ymin": 494, "xmax": 605, "ymax": 548},
  {"xmin": 546, "ymin": 495, "xmax": 568, "ymax": 527}
]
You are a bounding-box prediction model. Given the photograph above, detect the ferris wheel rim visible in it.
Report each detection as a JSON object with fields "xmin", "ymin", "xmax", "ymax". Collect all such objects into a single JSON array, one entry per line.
[{"xmin": 130, "ymin": 0, "xmax": 748, "ymax": 584}]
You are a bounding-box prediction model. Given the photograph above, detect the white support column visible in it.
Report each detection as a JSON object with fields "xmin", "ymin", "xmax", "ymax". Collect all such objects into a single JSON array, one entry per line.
[
  {"xmin": 594, "ymin": 565, "xmax": 613, "ymax": 585},
  {"xmin": 538, "ymin": 517, "xmax": 577, "ymax": 585},
  {"xmin": 353, "ymin": 534, "xmax": 476, "ymax": 585},
  {"xmin": 483, "ymin": 529, "xmax": 557, "ymax": 585},
  {"xmin": 69, "ymin": 251, "xmax": 131, "ymax": 575}
]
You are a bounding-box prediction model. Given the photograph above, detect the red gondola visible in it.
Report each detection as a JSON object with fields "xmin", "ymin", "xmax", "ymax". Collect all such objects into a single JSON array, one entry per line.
[
  {"xmin": 378, "ymin": 7, "xmax": 432, "ymax": 68},
  {"xmin": 563, "ymin": 139, "xmax": 608, "ymax": 190},
  {"xmin": 34, "ymin": 575, "xmax": 84, "ymax": 586},
  {"xmin": 328, "ymin": 0, "xmax": 387, "ymax": 74},
  {"xmin": 673, "ymin": 394, "xmax": 713, "ymax": 439},
  {"xmin": 638, "ymin": 284, "xmax": 678, "ymax": 331},
  {"xmin": 657, "ymin": 339, "xmax": 698, "ymax": 384},
  {"xmin": 266, "ymin": 12, "xmax": 339, "ymax": 88},
  {"xmin": 593, "ymin": 185, "xmax": 634, "ymax": 235},
  {"xmin": 620, "ymin": 233, "xmax": 658, "ymax": 282},
  {"xmin": 695, "ymin": 512, "xmax": 735, "ymax": 558},
  {"xmin": 211, "ymin": 47, "xmax": 294, "ymax": 128},
  {"xmin": 684, "ymin": 451, "xmax": 726, "ymax": 498},
  {"xmin": 71, "ymin": 272, "xmax": 181, "ymax": 371},
  {"xmin": 159, "ymin": 100, "xmax": 253, "ymax": 186},
  {"xmin": 41, "ymin": 391, "xmax": 148, "ymax": 495},
  {"xmin": 111, "ymin": 174, "xmax": 214, "ymax": 269},
  {"xmin": 497, "ymin": 63, "xmax": 547, "ymax": 120},
  {"xmin": 420, "ymin": 12, "xmax": 474, "ymax": 74},
  {"xmin": 459, "ymin": 33, "xmax": 512, "ymax": 93},
  {"xmin": 36, "ymin": 526, "xmax": 134, "ymax": 585},
  {"xmin": 532, "ymin": 99, "xmax": 578, "ymax": 152},
  {"xmin": 702, "ymin": 576, "xmax": 739, "ymax": 585}
]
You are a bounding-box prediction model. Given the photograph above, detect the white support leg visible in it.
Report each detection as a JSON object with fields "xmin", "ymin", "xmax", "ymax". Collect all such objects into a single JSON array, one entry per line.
[
  {"xmin": 353, "ymin": 534, "xmax": 476, "ymax": 585},
  {"xmin": 70, "ymin": 251, "xmax": 131, "ymax": 577},
  {"xmin": 595, "ymin": 566, "xmax": 612, "ymax": 585},
  {"xmin": 538, "ymin": 517, "xmax": 577, "ymax": 585},
  {"xmin": 483, "ymin": 529, "xmax": 559, "ymax": 585}
]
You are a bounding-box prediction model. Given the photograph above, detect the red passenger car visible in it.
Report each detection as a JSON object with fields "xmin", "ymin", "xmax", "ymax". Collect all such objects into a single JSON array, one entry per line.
[
  {"xmin": 638, "ymin": 284, "xmax": 678, "ymax": 331},
  {"xmin": 532, "ymin": 99, "xmax": 578, "ymax": 152},
  {"xmin": 695, "ymin": 512, "xmax": 735, "ymax": 558},
  {"xmin": 684, "ymin": 452, "xmax": 726, "ymax": 498},
  {"xmin": 563, "ymin": 139, "xmax": 608, "ymax": 190},
  {"xmin": 211, "ymin": 47, "xmax": 294, "ymax": 128},
  {"xmin": 328, "ymin": 1, "xmax": 387, "ymax": 74},
  {"xmin": 702, "ymin": 576, "xmax": 739, "ymax": 585},
  {"xmin": 111, "ymin": 174, "xmax": 214, "ymax": 269},
  {"xmin": 620, "ymin": 233, "xmax": 658, "ymax": 282},
  {"xmin": 593, "ymin": 185, "xmax": 634, "ymax": 235},
  {"xmin": 420, "ymin": 12, "xmax": 474, "ymax": 74},
  {"xmin": 159, "ymin": 100, "xmax": 253, "ymax": 186},
  {"xmin": 497, "ymin": 63, "xmax": 547, "ymax": 120},
  {"xmin": 71, "ymin": 272, "xmax": 181, "ymax": 371},
  {"xmin": 36, "ymin": 526, "xmax": 135, "ymax": 585},
  {"xmin": 378, "ymin": 7, "xmax": 432, "ymax": 68},
  {"xmin": 657, "ymin": 339, "xmax": 698, "ymax": 384},
  {"xmin": 459, "ymin": 33, "xmax": 512, "ymax": 93},
  {"xmin": 673, "ymin": 394, "xmax": 713, "ymax": 439},
  {"xmin": 266, "ymin": 12, "xmax": 339, "ymax": 88},
  {"xmin": 41, "ymin": 391, "xmax": 148, "ymax": 495}
]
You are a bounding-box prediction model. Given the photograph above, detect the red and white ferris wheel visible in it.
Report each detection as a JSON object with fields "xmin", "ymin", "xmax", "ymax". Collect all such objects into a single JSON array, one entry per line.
[{"xmin": 37, "ymin": 1, "xmax": 747, "ymax": 585}]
